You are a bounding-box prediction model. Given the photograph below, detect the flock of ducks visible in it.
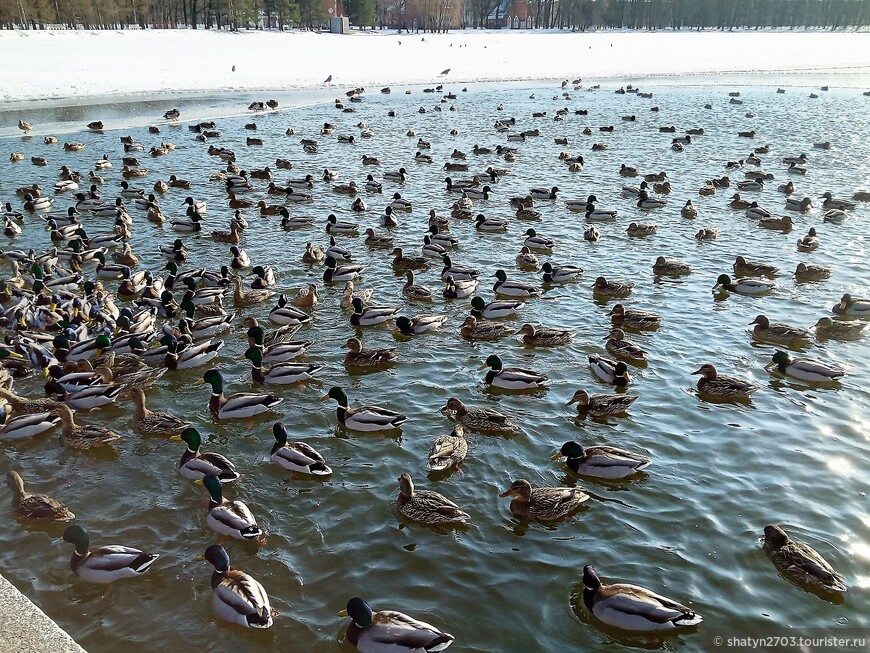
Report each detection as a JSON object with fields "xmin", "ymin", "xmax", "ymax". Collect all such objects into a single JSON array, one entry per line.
[{"xmin": 2, "ymin": 79, "xmax": 867, "ymax": 650}]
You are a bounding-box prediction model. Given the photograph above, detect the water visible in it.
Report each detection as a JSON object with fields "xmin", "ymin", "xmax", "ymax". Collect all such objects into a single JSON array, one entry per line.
[{"xmin": 1, "ymin": 79, "xmax": 869, "ymax": 652}]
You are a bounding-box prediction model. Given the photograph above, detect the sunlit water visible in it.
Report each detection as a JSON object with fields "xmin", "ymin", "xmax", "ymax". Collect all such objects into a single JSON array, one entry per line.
[{"xmin": 1, "ymin": 78, "xmax": 869, "ymax": 652}]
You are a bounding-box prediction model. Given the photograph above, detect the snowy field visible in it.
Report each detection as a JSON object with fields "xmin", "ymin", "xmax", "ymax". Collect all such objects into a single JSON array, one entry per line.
[{"xmin": 1, "ymin": 29, "xmax": 870, "ymax": 107}]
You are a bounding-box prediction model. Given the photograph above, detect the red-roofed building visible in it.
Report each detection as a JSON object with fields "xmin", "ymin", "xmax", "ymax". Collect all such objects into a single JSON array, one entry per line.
[{"xmin": 487, "ymin": 0, "xmax": 531, "ymax": 28}]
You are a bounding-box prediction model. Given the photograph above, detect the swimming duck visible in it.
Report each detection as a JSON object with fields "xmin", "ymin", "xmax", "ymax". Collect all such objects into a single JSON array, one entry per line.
[
  {"xmin": 457, "ymin": 315, "xmax": 510, "ymax": 341},
  {"xmin": 758, "ymin": 215, "xmax": 793, "ymax": 231},
  {"xmin": 342, "ymin": 337, "xmax": 398, "ymax": 368},
  {"xmin": 582, "ymin": 199, "xmax": 618, "ymax": 220},
  {"xmin": 202, "ymin": 475, "xmax": 262, "ymax": 541},
  {"xmin": 62, "ymin": 525, "xmax": 158, "ymax": 584},
  {"xmin": 491, "ymin": 269, "xmax": 538, "ymax": 298},
  {"xmin": 581, "ymin": 565, "xmax": 702, "ymax": 631},
  {"xmin": 832, "ymin": 293, "xmax": 870, "ymax": 317},
  {"xmin": 326, "ymin": 214, "xmax": 359, "ymax": 235},
  {"xmin": 5, "ymin": 470, "xmax": 74, "ymax": 521},
  {"xmin": 763, "ymin": 525, "xmax": 846, "ymax": 595},
  {"xmin": 499, "ymin": 479, "xmax": 588, "ymax": 521},
  {"xmin": 198, "ymin": 369, "xmax": 283, "ymax": 420},
  {"xmin": 551, "ymin": 440, "xmax": 649, "ymax": 479},
  {"xmin": 778, "ymin": 181, "xmax": 796, "ymax": 194},
  {"xmin": 402, "ymin": 270, "xmax": 432, "ymax": 301},
  {"xmin": 397, "ymin": 473, "xmax": 470, "ymax": 525},
  {"xmin": 604, "ymin": 328, "xmax": 647, "ymax": 363},
  {"xmin": 593, "ymin": 276, "xmax": 633, "ymax": 297},
  {"xmin": 351, "ymin": 297, "xmax": 399, "ymax": 326},
  {"xmin": 565, "ymin": 389, "xmax": 637, "ymax": 418},
  {"xmin": 470, "ymin": 296, "xmax": 523, "ymax": 320},
  {"xmin": 200, "ymin": 545, "xmax": 273, "ymax": 629},
  {"xmin": 441, "ymin": 274, "xmax": 478, "ymax": 299},
  {"xmin": 734, "ymin": 256, "xmax": 778, "ymax": 277},
  {"xmin": 652, "ymin": 256, "xmax": 691, "ymax": 276},
  {"xmin": 680, "ymin": 200, "xmax": 698, "ymax": 218},
  {"xmin": 427, "ymin": 424, "xmax": 467, "ymax": 473},
  {"xmin": 244, "ymin": 346, "xmax": 321, "ymax": 385},
  {"xmin": 768, "ymin": 351, "xmax": 844, "ymax": 383},
  {"xmin": 637, "ymin": 191, "xmax": 666, "ymax": 209},
  {"xmin": 813, "ymin": 317, "xmax": 866, "ymax": 339},
  {"xmin": 522, "ymin": 228, "xmax": 554, "ymax": 252},
  {"xmin": 797, "ymin": 227, "xmax": 820, "ymax": 251},
  {"xmin": 268, "ymin": 294, "xmax": 310, "ymax": 326},
  {"xmin": 750, "ymin": 315, "xmax": 810, "ymax": 344},
  {"xmin": 714, "ymin": 274, "xmax": 773, "ymax": 295},
  {"xmin": 270, "ymin": 422, "xmax": 331, "ymax": 476},
  {"xmin": 794, "ymin": 262, "xmax": 831, "ymax": 281},
  {"xmin": 340, "ymin": 280, "xmax": 373, "ymax": 310},
  {"xmin": 823, "ymin": 208, "xmax": 847, "ymax": 224},
  {"xmin": 516, "ymin": 323, "xmax": 574, "ymax": 346},
  {"xmin": 52, "ymin": 403, "xmax": 120, "ymax": 449},
  {"xmin": 607, "ymin": 304, "xmax": 661, "ymax": 330},
  {"xmin": 820, "ymin": 192, "xmax": 855, "ymax": 211},
  {"xmin": 785, "ymin": 196, "xmax": 813, "ymax": 212},
  {"xmin": 125, "ymin": 387, "xmax": 190, "ymax": 436},
  {"xmin": 692, "ymin": 364, "xmax": 756, "ymax": 398},
  {"xmin": 171, "ymin": 426, "xmax": 239, "ymax": 483},
  {"xmin": 541, "ymin": 262, "xmax": 583, "ymax": 284},
  {"xmin": 384, "ymin": 167, "xmax": 408, "ymax": 183},
  {"xmin": 745, "ymin": 202, "xmax": 772, "ymax": 219},
  {"xmin": 516, "ymin": 246, "xmax": 539, "ymax": 271},
  {"xmin": 440, "ymin": 255, "xmax": 478, "ymax": 281},
  {"xmin": 322, "ymin": 386, "xmax": 407, "ymax": 432},
  {"xmin": 291, "ymin": 283, "xmax": 319, "ymax": 308},
  {"xmin": 481, "ymin": 354, "xmax": 547, "ymax": 391},
  {"xmin": 340, "ymin": 597, "xmax": 455, "ymax": 653},
  {"xmin": 362, "ymin": 228, "xmax": 392, "ymax": 249},
  {"xmin": 588, "ymin": 355, "xmax": 631, "ymax": 386},
  {"xmin": 529, "ymin": 186, "xmax": 559, "ymax": 200}
]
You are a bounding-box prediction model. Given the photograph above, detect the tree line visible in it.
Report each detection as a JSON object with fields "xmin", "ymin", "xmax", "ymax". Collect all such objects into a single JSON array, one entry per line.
[{"xmin": 1, "ymin": 0, "xmax": 868, "ymax": 31}]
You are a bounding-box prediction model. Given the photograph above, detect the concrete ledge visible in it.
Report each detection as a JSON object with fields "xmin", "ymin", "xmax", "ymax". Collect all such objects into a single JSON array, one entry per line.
[{"xmin": 0, "ymin": 573, "xmax": 86, "ymax": 653}]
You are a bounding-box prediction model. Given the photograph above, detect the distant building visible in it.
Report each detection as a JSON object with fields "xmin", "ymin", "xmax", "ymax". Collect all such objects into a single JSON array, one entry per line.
[
  {"xmin": 324, "ymin": 0, "xmax": 348, "ymax": 21},
  {"xmin": 487, "ymin": 0, "xmax": 531, "ymax": 28},
  {"xmin": 379, "ymin": 0, "xmax": 463, "ymax": 31}
]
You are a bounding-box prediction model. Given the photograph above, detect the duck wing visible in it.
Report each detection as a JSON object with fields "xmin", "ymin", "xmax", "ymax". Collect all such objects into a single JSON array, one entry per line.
[
  {"xmin": 600, "ymin": 583, "xmax": 697, "ymax": 624},
  {"xmin": 366, "ymin": 610, "xmax": 454, "ymax": 649},
  {"xmin": 781, "ymin": 541, "xmax": 846, "ymax": 590}
]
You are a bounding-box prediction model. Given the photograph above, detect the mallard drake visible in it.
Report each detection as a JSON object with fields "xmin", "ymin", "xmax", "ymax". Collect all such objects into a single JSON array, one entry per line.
[
  {"xmin": 200, "ymin": 545, "xmax": 273, "ymax": 628},
  {"xmin": 492, "ymin": 269, "xmax": 538, "ymax": 298},
  {"xmin": 350, "ymin": 297, "xmax": 399, "ymax": 326},
  {"xmin": 529, "ymin": 186, "xmax": 559, "ymax": 200},
  {"xmin": 126, "ymin": 387, "xmax": 190, "ymax": 436},
  {"xmin": 734, "ymin": 256, "xmax": 778, "ymax": 277},
  {"xmin": 326, "ymin": 214, "xmax": 359, "ymax": 235},
  {"xmin": 832, "ymin": 293, "xmax": 870, "ymax": 317},
  {"xmin": 768, "ymin": 351, "xmax": 844, "ymax": 382},
  {"xmin": 396, "ymin": 314, "xmax": 447, "ymax": 335},
  {"xmin": 588, "ymin": 355, "xmax": 631, "ymax": 386},
  {"xmin": 516, "ymin": 247, "xmax": 539, "ymax": 271},
  {"xmin": 637, "ymin": 190, "xmax": 666, "ymax": 209},
  {"xmin": 551, "ymin": 440, "xmax": 649, "ymax": 478},
  {"xmin": 170, "ymin": 427, "xmax": 239, "ymax": 484},
  {"xmin": 244, "ymin": 346, "xmax": 321, "ymax": 384},
  {"xmin": 813, "ymin": 317, "xmax": 866, "ymax": 339},
  {"xmin": 652, "ymin": 256, "xmax": 691, "ymax": 276},
  {"xmin": 566, "ymin": 389, "xmax": 637, "ymax": 418},
  {"xmin": 270, "ymin": 422, "xmax": 331, "ymax": 476},
  {"xmin": 391, "ymin": 247, "xmax": 428, "ymax": 272},
  {"xmin": 198, "ymin": 369, "xmax": 283, "ymax": 419},
  {"xmin": 389, "ymin": 193, "xmax": 412, "ymax": 211},
  {"xmin": 604, "ymin": 329, "xmax": 647, "ymax": 363},
  {"xmin": 584, "ymin": 202, "xmax": 618, "ymax": 220},
  {"xmin": 745, "ymin": 202, "xmax": 772, "ymax": 219},
  {"xmin": 764, "ymin": 525, "xmax": 846, "ymax": 595},
  {"xmin": 397, "ymin": 472, "xmax": 470, "ymax": 525},
  {"xmin": 692, "ymin": 364, "xmax": 756, "ymax": 398},
  {"xmin": 442, "ymin": 275, "xmax": 478, "ymax": 300},
  {"xmin": 581, "ymin": 565, "xmax": 702, "ymax": 631},
  {"xmin": 268, "ymin": 294, "xmax": 310, "ymax": 327},
  {"xmin": 785, "ymin": 196, "xmax": 813, "ymax": 212},
  {"xmin": 365, "ymin": 228, "xmax": 393, "ymax": 249},
  {"xmin": 5, "ymin": 470, "xmax": 74, "ymax": 521},
  {"xmin": 340, "ymin": 597, "xmax": 455, "ymax": 653},
  {"xmin": 440, "ymin": 396, "xmax": 516, "ymax": 434},
  {"xmin": 820, "ymin": 192, "xmax": 855, "ymax": 211},
  {"xmin": 516, "ymin": 323, "xmax": 573, "ymax": 346},
  {"xmin": 482, "ymin": 354, "xmax": 547, "ymax": 390},
  {"xmin": 750, "ymin": 315, "xmax": 810, "ymax": 344},
  {"xmin": 593, "ymin": 276, "xmax": 634, "ymax": 297},
  {"xmin": 62, "ymin": 525, "xmax": 158, "ymax": 584},
  {"xmin": 542, "ymin": 262, "xmax": 583, "ymax": 284},
  {"xmin": 421, "ymin": 235, "xmax": 446, "ymax": 258},
  {"xmin": 714, "ymin": 274, "xmax": 773, "ymax": 295},
  {"xmin": 441, "ymin": 255, "xmax": 479, "ymax": 281},
  {"xmin": 607, "ymin": 304, "xmax": 661, "ymax": 330},
  {"xmin": 474, "ymin": 213, "xmax": 507, "ymax": 232},
  {"xmin": 0, "ymin": 405, "xmax": 61, "ymax": 440},
  {"xmin": 500, "ymin": 479, "xmax": 588, "ymax": 521},
  {"xmin": 343, "ymin": 337, "xmax": 397, "ymax": 368},
  {"xmin": 324, "ymin": 256, "xmax": 364, "ymax": 283},
  {"xmin": 427, "ymin": 425, "xmax": 467, "ymax": 472},
  {"xmin": 402, "ymin": 271, "xmax": 432, "ymax": 301},
  {"xmin": 202, "ymin": 475, "xmax": 262, "ymax": 541},
  {"xmin": 797, "ymin": 227, "xmax": 820, "ymax": 251},
  {"xmin": 470, "ymin": 296, "xmax": 523, "ymax": 320},
  {"xmin": 322, "ymin": 386, "xmax": 407, "ymax": 432},
  {"xmin": 823, "ymin": 208, "xmax": 848, "ymax": 224}
]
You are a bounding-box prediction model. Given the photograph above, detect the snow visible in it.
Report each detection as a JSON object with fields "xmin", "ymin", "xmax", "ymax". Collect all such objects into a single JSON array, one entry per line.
[{"xmin": 1, "ymin": 28, "xmax": 869, "ymax": 107}]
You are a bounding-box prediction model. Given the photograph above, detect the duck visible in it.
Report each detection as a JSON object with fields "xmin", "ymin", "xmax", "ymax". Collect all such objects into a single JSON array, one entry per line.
[
  {"xmin": 797, "ymin": 227, "xmax": 820, "ymax": 251},
  {"xmin": 482, "ymin": 354, "xmax": 547, "ymax": 391},
  {"xmin": 768, "ymin": 351, "xmax": 844, "ymax": 383},
  {"xmin": 470, "ymin": 296, "xmax": 523, "ymax": 320},
  {"xmin": 823, "ymin": 208, "xmax": 848, "ymax": 224},
  {"xmin": 565, "ymin": 389, "xmax": 637, "ymax": 418},
  {"xmin": 402, "ymin": 270, "xmax": 432, "ymax": 301},
  {"xmin": 322, "ymin": 386, "xmax": 407, "ymax": 432},
  {"xmin": 171, "ymin": 427, "xmax": 239, "ymax": 482},
  {"xmin": 588, "ymin": 355, "xmax": 631, "ymax": 386},
  {"xmin": 759, "ymin": 215, "xmax": 793, "ymax": 231},
  {"xmin": 581, "ymin": 565, "xmax": 702, "ymax": 631},
  {"xmin": 5, "ymin": 470, "xmax": 74, "ymax": 521},
  {"xmin": 604, "ymin": 328, "xmax": 647, "ymax": 363},
  {"xmin": 491, "ymin": 269, "xmax": 538, "ymax": 298},
  {"xmin": 680, "ymin": 200, "xmax": 698, "ymax": 218},
  {"xmin": 475, "ymin": 214, "xmax": 507, "ymax": 232},
  {"xmin": 342, "ymin": 337, "xmax": 398, "ymax": 368},
  {"xmin": 0, "ymin": 408, "xmax": 62, "ymax": 441},
  {"xmin": 457, "ymin": 315, "xmax": 510, "ymax": 341},
  {"xmin": 794, "ymin": 262, "xmax": 831, "ymax": 281},
  {"xmin": 730, "ymin": 193, "xmax": 752, "ymax": 209},
  {"xmin": 832, "ymin": 293, "xmax": 870, "ymax": 317},
  {"xmin": 231, "ymin": 275, "xmax": 272, "ymax": 306},
  {"xmin": 202, "ymin": 475, "xmax": 262, "ymax": 541},
  {"xmin": 692, "ymin": 364, "xmax": 756, "ymax": 399},
  {"xmin": 785, "ymin": 196, "xmax": 813, "ymax": 212},
  {"xmin": 270, "ymin": 422, "xmax": 331, "ymax": 476},
  {"xmin": 584, "ymin": 203, "xmax": 618, "ymax": 221},
  {"xmin": 636, "ymin": 190, "xmax": 666, "ymax": 209},
  {"xmin": 62, "ymin": 525, "xmax": 158, "ymax": 584},
  {"xmin": 763, "ymin": 525, "xmax": 846, "ymax": 595},
  {"xmin": 515, "ymin": 323, "xmax": 574, "ymax": 346},
  {"xmin": 522, "ymin": 228, "xmax": 554, "ymax": 251},
  {"xmin": 291, "ymin": 283, "xmax": 319, "ymax": 308},
  {"xmin": 813, "ymin": 317, "xmax": 866, "ymax": 339},
  {"xmin": 750, "ymin": 315, "xmax": 810, "ymax": 344},
  {"xmin": 551, "ymin": 440, "xmax": 649, "ymax": 479},
  {"xmin": 652, "ymin": 256, "xmax": 691, "ymax": 276},
  {"xmin": 397, "ymin": 473, "xmax": 470, "ymax": 525},
  {"xmin": 593, "ymin": 276, "xmax": 634, "ymax": 297},
  {"xmin": 499, "ymin": 479, "xmax": 588, "ymax": 521},
  {"xmin": 529, "ymin": 186, "xmax": 559, "ymax": 200},
  {"xmin": 384, "ymin": 167, "xmax": 408, "ymax": 183},
  {"xmin": 607, "ymin": 304, "xmax": 661, "ymax": 330},
  {"xmin": 349, "ymin": 296, "xmax": 399, "ymax": 328},
  {"xmin": 542, "ymin": 262, "xmax": 583, "ymax": 284},
  {"xmin": 714, "ymin": 274, "xmax": 774, "ymax": 295},
  {"xmin": 745, "ymin": 202, "xmax": 772, "ymax": 219},
  {"xmin": 126, "ymin": 387, "xmax": 190, "ymax": 436},
  {"xmin": 427, "ymin": 425, "xmax": 467, "ymax": 473},
  {"xmin": 820, "ymin": 192, "xmax": 855, "ymax": 211},
  {"xmin": 516, "ymin": 246, "xmax": 539, "ymax": 270},
  {"xmin": 200, "ymin": 545, "xmax": 273, "ymax": 629},
  {"xmin": 244, "ymin": 346, "xmax": 321, "ymax": 384},
  {"xmin": 303, "ymin": 242, "xmax": 325, "ymax": 264},
  {"xmin": 340, "ymin": 597, "xmax": 455, "ymax": 653},
  {"xmin": 395, "ymin": 314, "xmax": 447, "ymax": 335},
  {"xmin": 326, "ymin": 214, "xmax": 359, "ymax": 235},
  {"xmin": 734, "ymin": 256, "xmax": 778, "ymax": 277},
  {"xmin": 268, "ymin": 294, "xmax": 310, "ymax": 326},
  {"xmin": 198, "ymin": 369, "xmax": 283, "ymax": 420},
  {"xmin": 0, "ymin": 388, "xmax": 63, "ymax": 416},
  {"xmin": 53, "ymin": 403, "xmax": 120, "ymax": 449}
]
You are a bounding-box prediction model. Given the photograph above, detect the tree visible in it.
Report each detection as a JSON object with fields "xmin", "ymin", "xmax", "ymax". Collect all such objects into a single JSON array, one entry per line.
[{"xmin": 348, "ymin": 0, "xmax": 376, "ymax": 28}]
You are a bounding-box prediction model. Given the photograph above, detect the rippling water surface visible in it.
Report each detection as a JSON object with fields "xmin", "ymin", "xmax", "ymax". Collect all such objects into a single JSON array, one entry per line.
[{"xmin": 1, "ymin": 79, "xmax": 869, "ymax": 652}]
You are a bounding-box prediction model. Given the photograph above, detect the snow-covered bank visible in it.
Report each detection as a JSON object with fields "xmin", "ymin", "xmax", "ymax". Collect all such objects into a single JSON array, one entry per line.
[{"xmin": 2, "ymin": 29, "xmax": 869, "ymax": 106}]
